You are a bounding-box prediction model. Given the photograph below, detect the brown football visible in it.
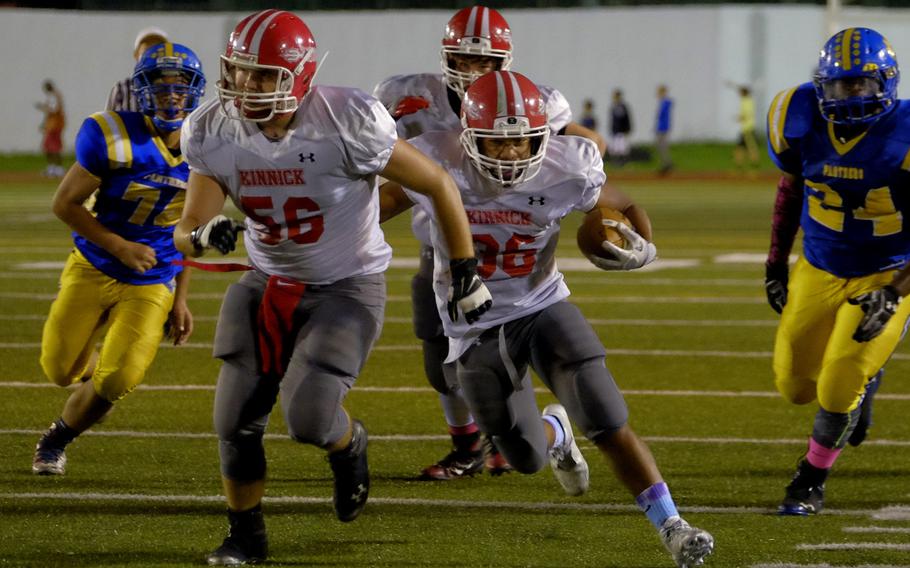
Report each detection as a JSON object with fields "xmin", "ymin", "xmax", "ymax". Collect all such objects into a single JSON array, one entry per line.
[{"xmin": 576, "ymin": 207, "xmax": 632, "ymax": 259}]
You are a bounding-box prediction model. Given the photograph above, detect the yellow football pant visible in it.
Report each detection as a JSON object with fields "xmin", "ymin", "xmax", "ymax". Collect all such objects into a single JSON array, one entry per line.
[
  {"xmin": 773, "ymin": 257, "xmax": 910, "ymax": 413},
  {"xmin": 40, "ymin": 250, "xmax": 174, "ymax": 402}
]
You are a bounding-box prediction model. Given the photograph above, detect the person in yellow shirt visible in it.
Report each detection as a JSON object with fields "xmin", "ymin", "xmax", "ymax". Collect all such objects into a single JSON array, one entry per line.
[{"xmin": 734, "ymin": 85, "xmax": 760, "ymax": 174}]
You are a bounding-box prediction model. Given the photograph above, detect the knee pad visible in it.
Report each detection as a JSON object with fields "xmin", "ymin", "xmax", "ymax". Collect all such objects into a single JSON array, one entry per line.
[
  {"xmin": 220, "ymin": 430, "xmax": 267, "ymax": 481},
  {"xmin": 812, "ymin": 407, "xmax": 860, "ymax": 450},
  {"xmin": 94, "ymin": 367, "xmax": 144, "ymax": 402},
  {"xmin": 422, "ymin": 337, "xmax": 454, "ymax": 394},
  {"xmin": 775, "ymin": 374, "xmax": 817, "ymax": 405}
]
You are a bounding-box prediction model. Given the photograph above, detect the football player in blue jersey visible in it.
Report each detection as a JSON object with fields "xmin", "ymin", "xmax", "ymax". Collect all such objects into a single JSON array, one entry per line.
[
  {"xmin": 765, "ymin": 27, "xmax": 910, "ymax": 515},
  {"xmin": 32, "ymin": 42, "xmax": 205, "ymax": 476}
]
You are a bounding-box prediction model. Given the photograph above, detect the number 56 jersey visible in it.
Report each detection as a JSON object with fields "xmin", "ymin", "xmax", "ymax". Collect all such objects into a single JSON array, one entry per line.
[
  {"xmin": 767, "ymin": 82, "xmax": 910, "ymax": 277},
  {"xmin": 401, "ymin": 131, "xmax": 603, "ymax": 361},
  {"xmin": 181, "ymin": 86, "xmax": 397, "ymax": 284}
]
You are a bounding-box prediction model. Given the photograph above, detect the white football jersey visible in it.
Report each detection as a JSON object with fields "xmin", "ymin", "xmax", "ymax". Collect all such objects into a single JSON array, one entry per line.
[
  {"xmin": 372, "ymin": 73, "xmax": 573, "ymax": 245},
  {"xmin": 182, "ymin": 86, "xmax": 397, "ymax": 284},
  {"xmin": 402, "ymin": 131, "xmax": 604, "ymax": 361}
]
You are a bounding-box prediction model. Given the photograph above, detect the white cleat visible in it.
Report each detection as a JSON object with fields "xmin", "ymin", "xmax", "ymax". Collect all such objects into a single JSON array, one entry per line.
[
  {"xmin": 543, "ymin": 403, "xmax": 589, "ymax": 496},
  {"xmin": 660, "ymin": 516, "xmax": 714, "ymax": 567}
]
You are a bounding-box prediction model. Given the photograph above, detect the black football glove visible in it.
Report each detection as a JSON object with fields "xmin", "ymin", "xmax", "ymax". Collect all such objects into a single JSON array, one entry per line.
[
  {"xmin": 848, "ymin": 285, "xmax": 901, "ymax": 343},
  {"xmin": 765, "ymin": 263, "xmax": 789, "ymax": 314},
  {"xmin": 447, "ymin": 258, "xmax": 493, "ymax": 324},
  {"xmin": 190, "ymin": 215, "xmax": 244, "ymax": 255}
]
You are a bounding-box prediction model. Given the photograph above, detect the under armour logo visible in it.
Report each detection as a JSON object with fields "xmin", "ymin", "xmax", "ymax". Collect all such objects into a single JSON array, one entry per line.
[
  {"xmin": 299, "ymin": 152, "xmax": 316, "ymax": 163},
  {"xmin": 351, "ymin": 483, "xmax": 367, "ymax": 502},
  {"xmin": 528, "ymin": 196, "xmax": 546, "ymax": 206}
]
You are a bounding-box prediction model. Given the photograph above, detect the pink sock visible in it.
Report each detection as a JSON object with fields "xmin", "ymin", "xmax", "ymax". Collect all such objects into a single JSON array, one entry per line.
[{"xmin": 806, "ymin": 437, "xmax": 841, "ymax": 469}]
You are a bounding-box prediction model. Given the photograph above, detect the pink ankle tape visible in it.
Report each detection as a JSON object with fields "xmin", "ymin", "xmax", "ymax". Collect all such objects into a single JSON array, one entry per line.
[
  {"xmin": 806, "ymin": 438, "xmax": 841, "ymax": 469},
  {"xmin": 449, "ymin": 423, "xmax": 479, "ymax": 436}
]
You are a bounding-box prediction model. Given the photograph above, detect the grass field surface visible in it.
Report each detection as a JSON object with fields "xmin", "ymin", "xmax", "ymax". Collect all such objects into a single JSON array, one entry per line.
[{"xmin": 0, "ymin": 167, "xmax": 908, "ymax": 567}]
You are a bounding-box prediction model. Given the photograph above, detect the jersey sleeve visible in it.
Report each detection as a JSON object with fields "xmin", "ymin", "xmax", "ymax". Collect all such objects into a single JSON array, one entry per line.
[
  {"xmin": 766, "ymin": 84, "xmax": 813, "ymax": 175},
  {"xmin": 180, "ymin": 112, "xmax": 214, "ymax": 177},
  {"xmin": 74, "ymin": 115, "xmax": 111, "ymax": 178},
  {"xmin": 539, "ymin": 85, "xmax": 573, "ymax": 134},
  {"xmin": 577, "ymin": 139, "xmax": 606, "ymax": 212},
  {"xmin": 340, "ymin": 91, "xmax": 399, "ymax": 176}
]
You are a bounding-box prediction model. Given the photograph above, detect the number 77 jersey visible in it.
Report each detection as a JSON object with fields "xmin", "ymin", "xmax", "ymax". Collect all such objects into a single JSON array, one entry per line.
[{"xmin": 767, "ymin": 82, "xmax": 910, "ymax": 277}]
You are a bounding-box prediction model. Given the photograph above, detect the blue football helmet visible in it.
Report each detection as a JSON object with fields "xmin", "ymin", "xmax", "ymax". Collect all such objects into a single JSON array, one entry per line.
[
  {"xmin": 814, "ymin": 28, "xmax": 899, "ymax": 125},
  {"xmin": 133, "ymin": 42, "xmax": 206, "ymax": 131}
]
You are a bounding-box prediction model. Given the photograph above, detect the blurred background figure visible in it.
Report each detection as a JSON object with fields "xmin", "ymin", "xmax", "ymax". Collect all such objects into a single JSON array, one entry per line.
[
  {"xmin": 609, "ymin": 88, "xmax": 632, "ymax": 166},
  {"xmin": 35, "ymin": 79, "xmax": 65, "ymax": 178},
  {"xmin": 655, "ymin": 84, "xmax": 673, "ymax": 175},
  {"xmin": 106, "ymin": 26, "xmax": 169, "ymax": 112},
  {"xmin": 734, "ymin": 85, "xmax": 760, "ymax": 175},
  {"xmin": 579, "ymin": 98, "xmax": 597, "ymax": 131}
]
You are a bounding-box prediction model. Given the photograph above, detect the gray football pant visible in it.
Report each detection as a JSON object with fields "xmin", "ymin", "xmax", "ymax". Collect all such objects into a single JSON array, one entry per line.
[
  {"xmin": 212, "ymin": 269, "xmax": 385, "ymax": 481},
  {"xmin": 455, "ymin": 301, "xmax": 629, "ymax": 474}
]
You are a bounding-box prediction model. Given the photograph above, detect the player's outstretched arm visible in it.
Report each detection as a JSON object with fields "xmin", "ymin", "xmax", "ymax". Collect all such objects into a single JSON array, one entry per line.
[
  {"xmin": 174, "ymin": 172, "xmax": 238, "ymax": 257},
  {"xmin": 377, "ymin": 181, "xmax": 415, "ymax": 223},
  {"xmin": 52, "ymin": 163, "xmax": 156, "ymax": 274}
]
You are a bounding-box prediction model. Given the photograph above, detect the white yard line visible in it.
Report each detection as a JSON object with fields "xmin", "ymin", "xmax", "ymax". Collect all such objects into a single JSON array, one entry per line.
[
  {"xmin": 843, "ymin": 526, "xmax": 910, "ymax": 534},
  {"xmin": 2, "ymin": 428, "xmax": 909, "ymax": 447},
  {"xmin": 752, "ymin": 564, "xmax": 910, "ymax": 568},
  {"xmin": 796, "ymin": 543, "xmax": 910, "ymax": 551}
]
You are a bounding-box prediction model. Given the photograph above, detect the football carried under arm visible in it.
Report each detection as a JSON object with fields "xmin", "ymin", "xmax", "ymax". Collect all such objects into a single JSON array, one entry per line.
[
  {"xmin": 581, "ymin": 183, "xmax": 656, "ymax": 271},
  {"xmin": 174, "ymin": 172, "xmax": 242, "ymax": 257},
  {"xmin": 380, "ymin": 139, "xmax": 492, "ymax": 322}
]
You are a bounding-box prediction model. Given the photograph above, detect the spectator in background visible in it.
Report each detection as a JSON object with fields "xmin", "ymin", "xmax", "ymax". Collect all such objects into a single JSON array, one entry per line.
[
  {"xmin": 35, "ymin": 80, "xmax": 65, "ymax": 178},
  {"xmin": 655, "ymin": 84, "xmax": 673, "ymax": 175},
  {"xmin": 579, "ymin": 98, "xmax": 597, "ymax": 131},
  {"xmin": 734, "ymin": 85, "xmax": 760, "ymax": 175},
  {"xmin": 106, "ymin": 26, "xmax": 169, "ymax": 112},
  {"xmin": 609, "ymin": 89, "xmax": 632, "ymax": 167}
]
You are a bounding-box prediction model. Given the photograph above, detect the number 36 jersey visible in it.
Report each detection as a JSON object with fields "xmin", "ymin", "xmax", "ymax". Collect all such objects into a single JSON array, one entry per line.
[
  {"xmin": 767, "ymin": 82, "xmax": 910, "ymax": 277},
  {"xmin": 182, "ymin": 86, "xmax": 397, "ymax": 284},
  {"xmin": 401, "ymin": 131, "xmax": 603, "ymax": 360}
]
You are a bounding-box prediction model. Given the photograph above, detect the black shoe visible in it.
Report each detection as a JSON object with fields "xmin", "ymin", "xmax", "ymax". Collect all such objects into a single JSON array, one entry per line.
[
  {"xmin": 849, "ymin": 370, "xmax": 883, "ymax": 447},
  {"xmin": 778, "ymin": 459, "xmax": 828, "ymax": 516},
  {"xmin": 481, "ymin": 434, "xmax": 513, "ymax": 477},
  {"xmin": 328, "ymin": 419, "xmax": 369, "ymax": 522},
  {"xmin": 419, "ymin": 446, "xmax": 484, "ymax": 480},
  {"xmin": 206, "ymin": 508, "xmax": 268, "ymax": 566}
]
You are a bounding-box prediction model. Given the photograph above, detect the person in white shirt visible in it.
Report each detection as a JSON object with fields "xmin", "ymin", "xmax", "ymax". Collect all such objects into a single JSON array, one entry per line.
[
  {"xmin": 380, "ymin": 70, "xmax": 714, "ymax": 568},
  {"xmin": 174, "ymin": 10, "xmax": 491, "ymax": 565},
  {"xmin": 372, "ymin": 4, "xmax": 606, "ymax": 481},
  {"xmin": 106, "ymin": 26, "xmax": 169, "ymax": 112}
]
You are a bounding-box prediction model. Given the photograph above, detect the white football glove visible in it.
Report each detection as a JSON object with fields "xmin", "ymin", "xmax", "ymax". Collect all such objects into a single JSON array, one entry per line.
[
  {"xmin": 190, "ymin": 215, "xmax": 245, "ymax": 255},
  {"xmin": 587, "ymin": 220, "xmax": 657, "ymax": 271}
]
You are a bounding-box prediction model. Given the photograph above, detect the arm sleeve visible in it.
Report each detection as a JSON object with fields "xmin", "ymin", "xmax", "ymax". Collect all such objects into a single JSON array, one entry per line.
[
  {"xmin": 575, "ymin": 140, "xmax": 607, "ymax": 212},
  {"xmin": 539, "ymin": 85, "xmax": 573, "ymax": 133},
  {"xmin": 74, "ymin": 117, "xmax": 109, "ymax": 178},
  {"xmin": 767, "ymin": 175, "xmax": 803, "ymax": 268}
]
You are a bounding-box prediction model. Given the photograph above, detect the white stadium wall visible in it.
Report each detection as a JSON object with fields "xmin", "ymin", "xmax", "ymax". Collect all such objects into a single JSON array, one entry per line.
[{"xmin": 2, "ymin": 6, "xmax": 910, "ymax": 153}]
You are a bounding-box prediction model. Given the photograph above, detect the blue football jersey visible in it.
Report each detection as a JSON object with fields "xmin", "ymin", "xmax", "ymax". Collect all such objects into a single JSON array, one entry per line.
[
  {"xmin": 768, "ymin": 82, "xmax": 910, "ymax": 277},
  {"xmin": 73, "ymin": 111, "xmax": 187, "ymax": 284}
]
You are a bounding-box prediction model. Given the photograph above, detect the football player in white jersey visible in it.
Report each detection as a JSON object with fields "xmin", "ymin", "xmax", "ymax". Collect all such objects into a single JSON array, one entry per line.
[
  {"xmin": 380, "ymin": 71, "xmax": 714, "ymax": 568},
  {"xmin": 174, "ymin": 10, "xmax": 491, "ymax": 566},
  {"xmin": 373, "ymin": 4, "xmax": 607, "ymax": 481}
]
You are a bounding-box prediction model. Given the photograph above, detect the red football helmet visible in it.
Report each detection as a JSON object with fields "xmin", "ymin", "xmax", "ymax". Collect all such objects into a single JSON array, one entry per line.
[
  {"xmin": 441, "ymin": 6, "xmax": 513, "ymax": 96},
  {"xmin": 217, "ymin": 9, "xmax": 317, "ymax": 122},
  {"xmin": 460, "ymin": 71, "xmax": 549, "ymax": 188}
]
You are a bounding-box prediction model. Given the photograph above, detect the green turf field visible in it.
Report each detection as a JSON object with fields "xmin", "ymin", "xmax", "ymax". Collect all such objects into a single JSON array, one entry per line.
[{"xmin": 1, "ymin": 170, "xmax": 908, "ymax": 568}]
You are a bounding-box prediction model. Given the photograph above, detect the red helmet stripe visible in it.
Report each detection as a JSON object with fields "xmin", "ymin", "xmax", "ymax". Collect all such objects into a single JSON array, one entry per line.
[
  {"xmin": 236, "ymin": 9, "xmax": 279, "ymax": 54},
  {"xmin": 248, "ymin": 10, "xmax": 285, "ymax": 55}
]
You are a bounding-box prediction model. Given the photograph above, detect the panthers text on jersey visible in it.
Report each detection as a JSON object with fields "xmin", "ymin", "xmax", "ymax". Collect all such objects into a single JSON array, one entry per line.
[
  {"xmin": 768, "ymin": 82, "xmax": 910, "ymax": 277},
  {"xmin": 373, "ymin": 72, "xmax": 574, "ymax": 245},
  {"xmin": 401, "ymin": 131, "xmax": 604, "ymax": 361},
  {"xmin": 74, "ymin": 111, "xmax": 188, "ymax": 285},
  {"xmin": 181, "ymin": 86, "xmax": 397, "ymax": 285}
]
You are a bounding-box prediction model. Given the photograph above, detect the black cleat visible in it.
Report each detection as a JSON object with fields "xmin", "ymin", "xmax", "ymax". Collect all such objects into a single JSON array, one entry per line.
[
  {"xmin": 482, "ymin": 434, "xmax": 513, "ymax": 477},
  {"xmin": 848, "ymin": 370, "xmax": 883, "ymax": 447},
  {"xmin": 419, "ymin": 447, "xmax": 484, "ymax": 480},
  {"xmin": 206, "ymin": 508, "xmax": 268, "ymax": 566},
  {"xmin": 778, "ymin": 459, "xmax": 827, "ymax": 516},
  {"xmin": 328, "ymin": 419, "xmax": 369, "ymax": 522}
]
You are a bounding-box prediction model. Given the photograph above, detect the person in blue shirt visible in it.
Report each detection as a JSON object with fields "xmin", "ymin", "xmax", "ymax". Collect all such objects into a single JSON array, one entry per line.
[
  {"xmin": 765, "ymin": 27, "xmax": 910, "ymax": 516},
  {"xmin": 31, "ymin": 42, "xmax": 206, "ymax": 476},
  {"xmin": 655, "ymin": 84, "xmax": 673, "ymax": 174}
]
